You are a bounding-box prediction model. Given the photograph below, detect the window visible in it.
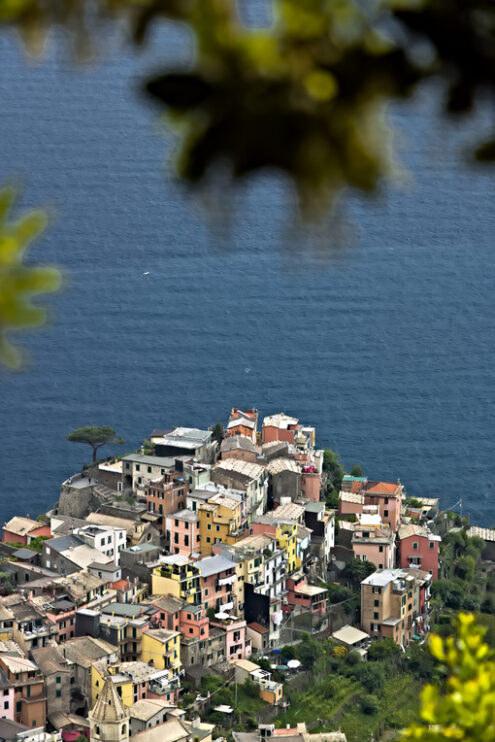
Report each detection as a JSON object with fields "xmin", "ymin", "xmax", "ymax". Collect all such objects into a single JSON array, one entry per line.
[
  {"xmin": 384, "ymin": 497, "xmax": 389, "ymax": 504},
  {"xmin": 125, "ymin": 463, "xmax": 130, "ymax": 470},
  {"xmin": 384, "ymin": 509, "xmax": 389, "ymax": 517},
  {"xmin": 175, "ymin": 519, "xmax": 179, "ymax": 527},
  {"xmin": 429, "ymin": 541, "xmax": 435, "ymax": 549},
  {"xmin": 4, "ymin": 702, "xmax": 8, "ymax": 710},
  {"xmin": 138, "ymin": 477, "xmax": 142, "ymax": 484},
  {"xmin": 56, "ymin": 676, "xmax": 61, "ymax": 684},
  {"xmin": 148, "ymin": 466, "xmax": 152, "ymax": 473},
  {"xmin": 412, "ymin": 542, "xmax": 418, "ymax": 550},
  {"xmin": 379, "ymin": 545, "xmax": 383, "ymax": 553},
  {"xmin": 56, "ymin": 690, "xmax": 61, "ymax": 698},
  {"xmin": 373, "ymin": 612, "xmax": 379, "ymax": 619},
  {"xmin": 374, "ymin": 600, "xmax": 379, "ymax": 607},
  {"xmin": 184, "ymin": 535, "xmax": 189, "ymax": 547},
  {"xmin": 16, "ymin": 702, "xmax": 21, "ymax": 713},
  {"xmin": 206, "ymin": 537, "xmax": 211, "ymax": 543},
  {"xmin": 2, "ymin": 690, "xmax": 7, "ymax": 697},
  {"xmin": 136, "ymin": 464, "xmax": 140, "ymax": 471}
]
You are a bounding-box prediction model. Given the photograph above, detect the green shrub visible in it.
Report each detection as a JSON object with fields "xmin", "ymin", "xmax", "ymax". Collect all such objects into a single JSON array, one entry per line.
[{"xmin": 360, "ymin": 694, "xmax": 379, "ymax": 714}]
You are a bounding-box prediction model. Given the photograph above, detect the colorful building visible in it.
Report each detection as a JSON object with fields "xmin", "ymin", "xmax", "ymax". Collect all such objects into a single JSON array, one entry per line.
[
  {"xmin": 398, "ymin": 524, "xmax": 441, "ymax": 579},
  {"xmin": 151, "ymin": 556, "xmax": 201, "ymax": 605},
  {"xmin": 146, "ymin": 476, "xmax": 188, "ymax": 539},
  {"xmin": 198, "ymin": 494, "xmax": 243, "ymax": 556},
  {"xmin": 285, "ymin": 574, "xmax": 327, "ymax": 614},
  {"xmin": 194, "ymin": 553, "xmax": 238, "ymax": 614},
  {"xmin": 166, "ymin": 510, "xmax": 200, "ymax": 557},
  {"xmin": 340, "ymin": 476, "xmax": 404, "ymax": 532},
  {"xmin": 361, "ymin": 568, "xmax": 418, "ymax": 646}
]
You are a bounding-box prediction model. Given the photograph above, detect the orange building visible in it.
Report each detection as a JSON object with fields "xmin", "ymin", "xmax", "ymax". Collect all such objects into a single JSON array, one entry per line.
[
  {"xmin": 226, "ymin": 409, "xmax": 258, "ymax": 443},
  {"xmin": 0, "ymin": 654, "xmax": 46, "ymax": 729},
  {"xmin": 145, "ymin": 475, "xmax": 188, "ymax": 537}
]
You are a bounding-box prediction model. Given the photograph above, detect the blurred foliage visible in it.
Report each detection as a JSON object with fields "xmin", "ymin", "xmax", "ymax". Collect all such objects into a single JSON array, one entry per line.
[
  {"xmin": 2, "ymin": 0, "xmax": 494, "ymax": 363},
  {"xmin": 0, "ymin": 186, "xmax": 61, "ymax": 369},
  {"xmin": 403, "ymin": 613, "xmax": 495, "ymax": 741},
  {"xmin": 1, "ymin": 0, "xmax": 494, "ymax": 214}
]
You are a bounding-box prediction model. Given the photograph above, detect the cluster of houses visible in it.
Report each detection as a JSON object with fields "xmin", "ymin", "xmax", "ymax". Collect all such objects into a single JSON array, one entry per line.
[{"xmin": 0, "ymin": 409, "xmax": 444, "ymax": 742}]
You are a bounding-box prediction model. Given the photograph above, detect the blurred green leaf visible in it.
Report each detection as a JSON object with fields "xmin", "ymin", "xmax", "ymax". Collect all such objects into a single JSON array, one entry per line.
[{"xmin": 0, "ymin": 186, "xmax": 61, "ymax": 369}]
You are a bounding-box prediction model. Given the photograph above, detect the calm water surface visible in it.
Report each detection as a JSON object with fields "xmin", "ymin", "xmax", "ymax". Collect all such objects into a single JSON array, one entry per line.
[{"xmin": 0, "ymin": 25, "xmax": 494, "ymax": 523}]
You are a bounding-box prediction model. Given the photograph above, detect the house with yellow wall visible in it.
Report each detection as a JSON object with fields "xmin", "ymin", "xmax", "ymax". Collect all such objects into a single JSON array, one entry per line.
[
  {"xmin": 91, "ymin": 661, "xmax": 133, "ymax": 708},
  {"xmin": 141, "ymin": 628, "xmax": 181, "ymax": 674},
  {"xmin": 198, "ymin": 493, "xmax": 243, "ymax": 556},
  {"xmin": 151, "ymin": 555, "xmax": 201, "ymax": 605}
]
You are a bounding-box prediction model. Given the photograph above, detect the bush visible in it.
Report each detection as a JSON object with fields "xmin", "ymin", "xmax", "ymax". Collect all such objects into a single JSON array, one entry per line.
[
  {"xmin": 328, "ymin": 583, "xmax": 354, "ymax": 603},
  {"xmin": 332, "ymin": 645, "xmax": 347, "ymax": 659},
  {"xmin": 281, "ymin": 645, "xmax": 296, "ymax": 660},
  {"xmin": 345, "ymin": 650, "xmax": 362, "ymax": 666},
  {"xmin": 360, "ymin": 694, "xmax": 379, "ymax": 714},
  {"xmin": 242, "ymin": 679, "xmax": 259, "ymax": 698},
  {"xmin": 367, "ymin": 637, "xmax": 401, "ymax": 662}
]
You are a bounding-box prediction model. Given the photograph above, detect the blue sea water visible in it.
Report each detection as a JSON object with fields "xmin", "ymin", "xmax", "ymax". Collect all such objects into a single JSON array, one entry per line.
[{"xmin": 0, "ymin": 23, "xmax": 494, "ymax": 524}]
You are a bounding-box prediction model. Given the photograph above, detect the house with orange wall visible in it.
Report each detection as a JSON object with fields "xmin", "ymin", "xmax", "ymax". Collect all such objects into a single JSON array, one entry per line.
[{"xmin": 226, "ymin": 408, "xmax": 259, "ymax": 443}]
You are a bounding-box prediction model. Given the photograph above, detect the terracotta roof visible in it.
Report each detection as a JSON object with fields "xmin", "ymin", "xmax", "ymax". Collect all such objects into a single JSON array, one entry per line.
[
  {"xmin": 364, "ymin": 481, "xmax": 401, "ymax": 496},
  {"xmin": 247, "ymin": 622, "xmax": 268, "ymax": 634}
]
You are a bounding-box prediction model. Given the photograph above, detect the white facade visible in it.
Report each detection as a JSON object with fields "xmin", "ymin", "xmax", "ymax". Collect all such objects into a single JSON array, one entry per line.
[{"xmin": 74, "ymin": 525, "xmax": 126, "ymax": 565}]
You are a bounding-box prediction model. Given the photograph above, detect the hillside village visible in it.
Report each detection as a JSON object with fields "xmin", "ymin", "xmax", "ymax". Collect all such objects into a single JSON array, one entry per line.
[{"xmin": 0, "ymin": 409, "xmax": 489, "ymax": 742}]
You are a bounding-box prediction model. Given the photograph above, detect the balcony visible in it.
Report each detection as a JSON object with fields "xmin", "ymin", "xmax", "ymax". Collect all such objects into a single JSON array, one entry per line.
[
  {"xmin": 220, "ymin": 601, "xmax": 234, "ymax": 611},
  {"xmin": 218, "ymin": 575, "xmax": 237, "ymax": 587}
]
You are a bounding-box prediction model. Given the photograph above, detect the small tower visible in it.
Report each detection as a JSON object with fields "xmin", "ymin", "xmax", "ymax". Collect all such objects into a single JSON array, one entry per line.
[{"xmin": 89, "ymin": 676, "xmax": 130, "ymax": 742}]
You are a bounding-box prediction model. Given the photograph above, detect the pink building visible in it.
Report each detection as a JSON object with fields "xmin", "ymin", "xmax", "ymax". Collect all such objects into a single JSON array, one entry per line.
[
  {"xmin": 150, "ymin": 596, "xmax": 183, "ymax": 633},
  {"xmin": 195, "ymin": 554, "xmax": 237, "ymax": 614},
  {"xmin": 166, "ymin": 510, "xmax": 200, "ymax": 556},
  {"xmin": 286, "ymin": 574, "xmax": 327, "ymax": 614},
  {"xmin": 398, "ymin": 524, "xmax": 441, "ymax": 579},
  {"xmin": 339, "ymin": 476, "xmax": 403, "ymax": 532},
  {"xmin": 300, "ymin": 469, "xmax": 321, "ymax": 501},
  {"xmin": 210, "ymin": 616, "xmax": 250, "ymax": 661},
  {"xmin": 179, "ymin": 604, "xmax": 209, "ymax": 640},
  {"xmin": 0, "ymin": 675, "xmax": 14, "ymax": 721},
  {"xmin": 352, "ymin": 524, "xmax": 395, "ymax": 570}
]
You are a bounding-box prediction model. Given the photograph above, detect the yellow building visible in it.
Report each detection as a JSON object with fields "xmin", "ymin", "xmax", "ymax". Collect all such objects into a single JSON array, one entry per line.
[
  {"xmin": 275, "ymin": 522, "xmax": 300, "ymax": 574},
  {"xmin": 198, "ymin": 493, "xmax": 243, "ymax": 555},
  {"xmin": 141, "ymin": 629, "xmax": 181, "ymax": 673},
  {"xmin": 151, "ymin": 555, "xmax": 201, "ymax": 605},
  {"xmin": 91, "ymin": 662, "xmax": 134, "ymax": 708}
]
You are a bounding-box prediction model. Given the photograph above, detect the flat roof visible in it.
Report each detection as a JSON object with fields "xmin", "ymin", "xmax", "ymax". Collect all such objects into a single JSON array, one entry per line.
[
  {"xmin": 332, "ymin": 625, "xmax": 369, "ymax": 645},
  {"xmin": 122, "ymin": 454, "xmax": 176, "ymax": 467}
]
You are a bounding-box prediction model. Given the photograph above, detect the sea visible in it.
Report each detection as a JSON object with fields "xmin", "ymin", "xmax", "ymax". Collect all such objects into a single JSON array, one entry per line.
[{"xmin": 0, "ymin": 16, "xmax": 494, "ymax": 525}]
